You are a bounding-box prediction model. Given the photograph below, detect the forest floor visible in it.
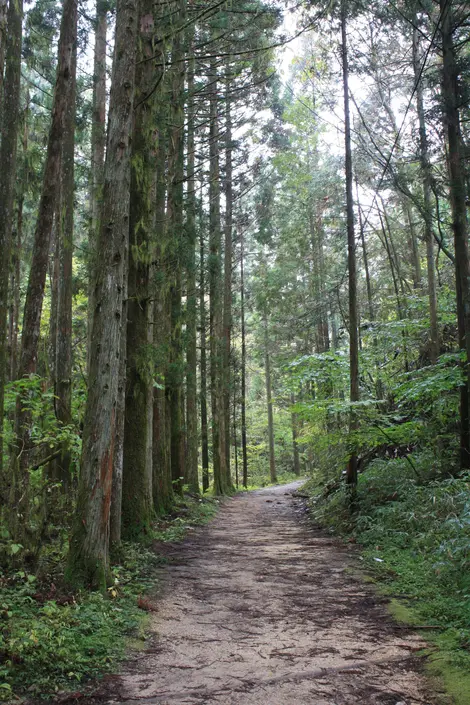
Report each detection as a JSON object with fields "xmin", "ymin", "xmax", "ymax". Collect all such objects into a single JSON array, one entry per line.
[{"xmin": 86, "ymin": 481, "xmax": 439, "ymax": 705}]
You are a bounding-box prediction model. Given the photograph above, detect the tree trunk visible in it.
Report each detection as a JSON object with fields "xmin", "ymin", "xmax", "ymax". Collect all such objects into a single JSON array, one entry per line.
[
  {"xmin": 152, "ymin": 99, "xmax": 174, "ymax": 514},
  {"xmin": 341, "ymin": 1, "xmax": 359, "ymax": 488},
  {"xmin": 291, "ymin": 394, "xmax": 301, "ymax": 476},
  {"xmin": 209, "ymin": 53, "xmax": 230, "ymax": 495},
  {"xmin": 223, "ymin": 77, "xmax": 233, "ymax": 482},
  {"xmin": 240, "ymin": 231, "xmax": 248, "ymax": 488},
  {"xmin": 185, "ymin": 47, "xmax": 199, "ymax": 494},
  {"xmin": 0, "ymin": 0, "xmax": 7, "ymax": 105},
  {"xmin": 167, "ymin": 2, "xmax": 186, "ymax": 493},
  {"xmin": 12, "ymin": 0, "xmax": 78, "ymax": 542},
  {"xmin": 264, "ymin": 311, "xmax": 277, "ymax": 484},
  {"xmin": 413, "ymin": 25, "xmax": 438, "ymax": 365},
  {"xmin": 55, "ymin": 22, "xmax": 76, "ymax": 489},
  {"xmin": 121, "ymin": 0, "xmax": 156, "ymax": 538},
  {"xmin": 66, "ymin": 0, "xmax": 138, "ymax": 588},
  {"xmin": 87, "ymin": 0, "xmax": 107, "ymax": 367},
  {"xmin": 440, "ymin": 0, "xmax": 470, "ymax": 470},
  {"xmin": 0, "ymin": 0, "xmax": 23, "ymax": 489},
  {"xmin": 200, "ymin": 224, "xmax": 210, "ymax": 493}
]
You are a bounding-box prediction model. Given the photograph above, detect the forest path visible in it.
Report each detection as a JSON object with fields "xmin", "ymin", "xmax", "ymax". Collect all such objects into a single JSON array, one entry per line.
[{"xmin": 102, "ymin": 481, "xmax": 436, "ymax": 705}]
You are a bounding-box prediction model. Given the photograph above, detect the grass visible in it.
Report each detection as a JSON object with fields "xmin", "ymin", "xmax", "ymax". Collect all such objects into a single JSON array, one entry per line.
[
  {"xmin": 305, "ymin": 458, "xmax": 470, "ymax": 705},
  {"xmin": 0, "ymin": 494, "xmax": 219, "ymax": 701}
]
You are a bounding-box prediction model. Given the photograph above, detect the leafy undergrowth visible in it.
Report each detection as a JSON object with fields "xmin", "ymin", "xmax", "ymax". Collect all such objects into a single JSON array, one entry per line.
[
  {"xmin": 304, "ymin": 457, "xmax": 470, "ymax": 705},
  {"xmin": 0, "ymin": 494, "xmax": 218, "ymax": 701}
]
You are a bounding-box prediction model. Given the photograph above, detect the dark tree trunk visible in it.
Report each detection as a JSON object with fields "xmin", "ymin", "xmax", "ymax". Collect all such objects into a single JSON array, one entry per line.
[
  {"xmin": 167, "ymin": 2, "xmax": 186, "ymax": 493},
  {"xmin": 87, "ymin": 0, "xmax": 107, "ymax": 366},
  {"xmin": 0, "ymin": 0, "xmax": 23, "ymax": 488},
  {"xmin": 291, "ymin": 394, "xmax": 301, "ymax": 477},
  {"xmin": 55, "ymin": 23, "xmax": 77, "ymax": 489},
  {"xmin": 341, "ymin": 1, "xmax": 359, "ymax": 488},
  {"xmin": 223, "ymin": 79, "xmax": 233, "ymax": 481},
  {"xmin": 121, "ymin": 0, "xmax": 156, "ymax": 538},
  {"xmin": 185, "ymin": 47, "xmax": 199, "ymax": 494},
  {"xmin": 440, "ymin": 0, "xmax": 470, "ymax": 470},
  {"xmin": 209, "ymin": 54, "xmax": 230, "ymax": 495},
  {"xmin": 264, "ymin": 311, "xmax": 277, "ymax": 485},
  {"xmin": 152, "ymin": 99, "xmax": 174, "ymax": 514},
  {"xmin": 66, "ymin": 0, "xmax": 138, "ymax": 588},
  {"xmin": 200, "ymin": 224, "xmax": 210, "ymax": 493},
  {"xmin": 413, "ymin": 25, "xmax": 438, "ymax": 365},
  {"xmin": 12, "ymin": 0, "xmax": 78, "ymax": 541},
  {"xmin": 240, "ymin": 231, "xmax": 248, "ymax": 488}
]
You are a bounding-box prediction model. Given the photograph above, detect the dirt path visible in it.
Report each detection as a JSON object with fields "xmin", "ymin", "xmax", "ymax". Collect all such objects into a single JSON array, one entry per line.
[{"xmin": 103, "ymin": 482, "xmax": 436, "ymax": 705}]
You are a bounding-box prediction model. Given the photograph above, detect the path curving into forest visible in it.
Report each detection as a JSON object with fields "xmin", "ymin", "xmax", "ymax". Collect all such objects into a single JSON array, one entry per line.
[{"xmin": 100, "ymin": 482, "xmax": 436, "ymax": 705}]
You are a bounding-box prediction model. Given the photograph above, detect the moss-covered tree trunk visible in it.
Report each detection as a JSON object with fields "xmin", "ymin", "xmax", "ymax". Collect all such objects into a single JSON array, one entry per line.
[
  {"xmin": 341, "ymin": 0, "xmax": 359, "ymax": 488},
  {"xmin": 121, "ymin": 0, "xmax": 156, "ymax": 538},
  {"xmin": 55, "ymin": 20, "xmax": 76, "ymax": 489},
  {"xmin": 12, "ymin": 0, "xmax": 78, "ymax": 540},
  {"xmin": 209, "ymin": 54, "xmax": 229, "ymax": 495},
  {"xmin": 0, "ymin": 0, "xmax": 23, "ymax": 488},
  {"xmin": 200, "ymin": 224, "xmax": 210, "ymax": 493},
  {"xmin": 222, "ymin": 82, "xmax": 233, "ymax": 487},
  {"xmin": 440, "ymin": 0, "xmax": 470, "ymax": 471},
  {"xmin": 185, "ymin": 47, "xmax": 199, "ymax": 494},
  {"xmin": 66, "ymin": 0, "xmax": 137, "ymax": 588},
  {"xmin": 153, "ymin": 97, "xmax": 174, "ymax": 514},
  {"xmin": 240, "ymin": 230, "xmax": 248, "ymax": 488},
  {"xmin": 167, "ymin": 0, "xmax": 186, "ymax": 493}
]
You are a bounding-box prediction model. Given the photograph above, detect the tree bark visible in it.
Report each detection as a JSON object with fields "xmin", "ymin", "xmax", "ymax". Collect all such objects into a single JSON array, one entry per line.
[
  {"xmin": 55, "ymin": 19, "xmax": 77, "ymax": 489},
  {"xmin": 87, "ymin": 0, "xmax": 107, "ymax": 367},
  {"xmin": 185, "ymin": 46, "xmax": 199, "ymax": 494},
  {"xmin": 121, "ymin": 0, "xmax": 156, "ymax": 538},
  {"xmin": 200, "ymin": 224, "xmax": 210, "ymax": 493},
  {"xmin": 209, "ymin": 53, "xmax": 230, "ymax": 495},
  {"xmin": 223, "ymin": 77, "xmax": 233, "ymax": 482},
  {"xmin": 413, "ymin": 25, "xmax": 438, "ymax": 365},
  {"xmin": 440, "ymin": 0, "xmax": 470, "ymax": 470},
  {"xmin": 240, "ymin": 230, "xmax": 248, "ymax": 488},
  {"xmin": 0, "ymin": 0, "xmax": 23, "ymax": 489},
  {"xmin": 12, "ymin": 0, "xmax": 78, "ymax": 541},
  {"xmin": 341, "ymin": 1, "xmax": 359, "ymax": 488},
  {"xmin": 66, "ymin": 0, "xmax": 137, "ymax": 588},
  {"xmin": 264, "ymin": 311, "xmax": 277, "ymax": 485},
  {"xmin": 167, "ymin": 1, "xmax": 186, "ymax": 493}
]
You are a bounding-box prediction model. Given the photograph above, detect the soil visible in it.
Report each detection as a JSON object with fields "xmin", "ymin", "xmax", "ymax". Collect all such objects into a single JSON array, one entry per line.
[{"xmin": 94, "ymin": 481, "xmax": 438, "ymax": 705}]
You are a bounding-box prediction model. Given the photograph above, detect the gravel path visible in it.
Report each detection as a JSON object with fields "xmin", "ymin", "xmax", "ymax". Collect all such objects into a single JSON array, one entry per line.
[{"xmin": 101, "ymin": 481, "xmax": 436, "ymax": 705}]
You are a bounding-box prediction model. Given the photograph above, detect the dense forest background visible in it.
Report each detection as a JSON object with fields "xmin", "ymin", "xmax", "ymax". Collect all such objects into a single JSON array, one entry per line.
[{"xmin": 1, "ymin": 0, "xmax": 470, "ymax": 699}]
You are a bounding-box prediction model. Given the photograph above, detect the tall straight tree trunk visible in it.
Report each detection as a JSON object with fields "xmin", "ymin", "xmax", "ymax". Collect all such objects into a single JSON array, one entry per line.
[
  {"xmin": 153, "ymin": 99, "xmax": 174, "ymax": 514},
  {"xmin": 291, "ymin": 393, "xmax": 301, "ymax": 476},
  {"xmin": 87, "ymin": 0, "xmax": 107, "ymax": 366},
  {"xmin": 240, "ymin": 231, "xmax": 248, "ymax": 488},
  {"xmin": 167, "ymin": 1, "xmax": 186, "ymax": 493},
  {"xmin": 185, "ymin": 47, "xmax": 199, "ymax": 494},
  {"xmin": 121, "ymin": 0, "xmax": 156, "ymax": 538},
  {"xmin": 413, "ymin": 25, "xmax": 438, "ymax": 365},
  {"xmin": 0, "ymin": 0, "xmax": 23, "ymax": 487},
  {"xmin": 264, "ymin": 310, "xmax": 277, "ymax": 484},
  {"xmin": 12, "ymin": 0, "xmax": 78, "ymax": 541},
  {"xmin": 66, "ymin": 0, "xmax": 138, "ymax": 588},
  {"xmin": 223, "ymin": 78, "xmax": 233, "ymax": 482},
  {"xmin": 200, "ymin": 225, "xmax": 210, "ymax": 493},
  {"xmin": 341, "ymin": 0, "xmax": 359, "ymax": 488},
  {"xmin": 209, "ymin": 53, "xmax": 230, "ymax": 495},
  {"xmin": 55, "ymin": 23, "xmax": 77, "ymax": 489},
  {"xmin": 0, "ymin": 0, "xmax": 7, "ymax": 105},
  {"xmin": 440, "ymin": 0, "xmax": 470, "ymax": 470}
]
